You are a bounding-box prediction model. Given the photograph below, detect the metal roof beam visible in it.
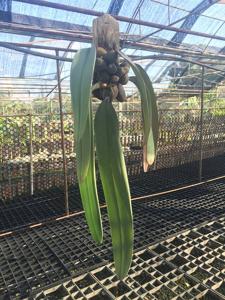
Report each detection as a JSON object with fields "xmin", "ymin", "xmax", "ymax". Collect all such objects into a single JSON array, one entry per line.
[
  {"xmin": 163, "ymin": 0, "xmax": 220, "ymax": 88},
  {"xmin": 0, "ymin": 0, "xmax": 11, "ymax": 11},
  {"xmin": 151, "ymin": 0, "xmax": 219, "ymax": 83},
  {"xmin": 0, "ymin": 42, "xmax": 78, "ymax": 52},
  {"xmin": 0, "ymin": 11, "xmax": 90, "ymax": 32},
  {"xmin": 1, "ymin": 42, "xmax": 224, "ymax": 74},
  {"xmin": 19, "ymin": 36, "xmax": 35, "ymax": 78},
  {"xmin": 107, "ymin": 0, "xmax": 125, "ymax": 15},
  {"xmin": 13, "ymin": 0, "xmax": 225, "ymax": 43},
  {"xmin": 0, "ymin": 0, "xmax": 11, "ymax": 22},
  {"xmin": 169, "ymin": 0, "xmax": 219, "ymax": 46},
  {"xmin": 2, "ymin": 24, "xmax": 225, "ymax": 60}
]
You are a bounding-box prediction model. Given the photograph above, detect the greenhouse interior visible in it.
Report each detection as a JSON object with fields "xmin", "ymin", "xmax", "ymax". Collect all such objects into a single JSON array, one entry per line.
[{"xmin": 2, "ymin": 0, "xmax": 225, "ymax": 299}]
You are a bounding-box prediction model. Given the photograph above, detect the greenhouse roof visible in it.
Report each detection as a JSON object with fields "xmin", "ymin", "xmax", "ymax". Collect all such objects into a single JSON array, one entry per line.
[{"xmin": 1, "ymin": 0, "xmax": 225, "ymax": 98}]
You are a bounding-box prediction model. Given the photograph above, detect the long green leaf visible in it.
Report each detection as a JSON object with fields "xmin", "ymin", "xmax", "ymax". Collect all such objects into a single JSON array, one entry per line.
[
  {"xmin": 119, "ymin": 51, "xmax": 158, "ymax": 171},
  {"xmin": 95, "ymin": 101, "xmax": 133, "ymax": 279},
  {"xmin": 136, "ymin": 66, "xmax": 159, "ymax": 149},
  {"xmin": 70, "ymin": 46, "xmax": 103, "ymax": 244},
  {"xmin": 70, "ymin": 46, "xmax": 96, "ymax": 180},
  {"xmin": 130, "ymin": 65, "xmax": 155, "ymax": 170},
  {"xmin": 79, "ymin": 102, "xmax": 103, "ymax": 244}
]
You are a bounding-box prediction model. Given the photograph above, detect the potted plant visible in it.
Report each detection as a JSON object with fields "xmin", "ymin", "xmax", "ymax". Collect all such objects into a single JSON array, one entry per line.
[{"xmin": 70, "ymin": 14, "xmax": 158, "ymax": 279}]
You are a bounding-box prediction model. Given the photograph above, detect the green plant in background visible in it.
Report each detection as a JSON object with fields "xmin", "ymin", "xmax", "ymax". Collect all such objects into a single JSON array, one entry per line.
[
  {"xmin": 179, "ymin": 91, "xmax": 225, "ymax": 116},
  {"xmin": 70, "ymin": 14, "xmax": 158, "ymax": 279}
]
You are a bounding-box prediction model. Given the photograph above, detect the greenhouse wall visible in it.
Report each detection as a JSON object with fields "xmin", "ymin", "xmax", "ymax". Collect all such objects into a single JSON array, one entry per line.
[{"xmin": 1, "ymin": 107, "xmax": 225, "ymax": 200}]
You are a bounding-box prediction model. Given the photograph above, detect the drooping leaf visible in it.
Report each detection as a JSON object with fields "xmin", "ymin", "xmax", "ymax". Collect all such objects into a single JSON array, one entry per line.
[
  {"xmin": 95, "ymin": 101, "xmax": 133, "ymax": 279},
  {"xmin": 70, "ymin": 46, "xmax": 96, "ymax": 180},
  {"xmin": 70, "ymin": 46, "xmax": 103, "ymax": 244},
  {"xmin": 119, "ymin": 51, "xmax": 159, "ymax": 171},
  {"xmin": 70, "ymin": 46, "xmax": 96, "ymax": 139},
  {"xmin": 78, "ymin": 103, "xmax": 103, "ymax": 244},
  {"xmin": 136, "ymin": 66, "xmax": 159, "ymax": 150},
  {"xmin": 130, "ymin": 67, "xmax": 155, "ymax": 171}
]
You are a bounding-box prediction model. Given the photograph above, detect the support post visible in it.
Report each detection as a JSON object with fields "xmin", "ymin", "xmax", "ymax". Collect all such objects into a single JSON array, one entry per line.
[
  {"xmin": 199, "ymin": 66, "xmax": 204, "ymax": 182},
  {"xmin": 153, "ymin": 111, "xmax": 160, "ymax": 171},
  {"xmin": 56, "ymin": 50, "xmax": 69, "ymax": 215},
  {"xmin": 29, "ymin": 113, "xmax": 34, "ymax": 195},
  {"xmin": 153, "ymin": 153, "xmax": 157, "ymax": 171}
]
